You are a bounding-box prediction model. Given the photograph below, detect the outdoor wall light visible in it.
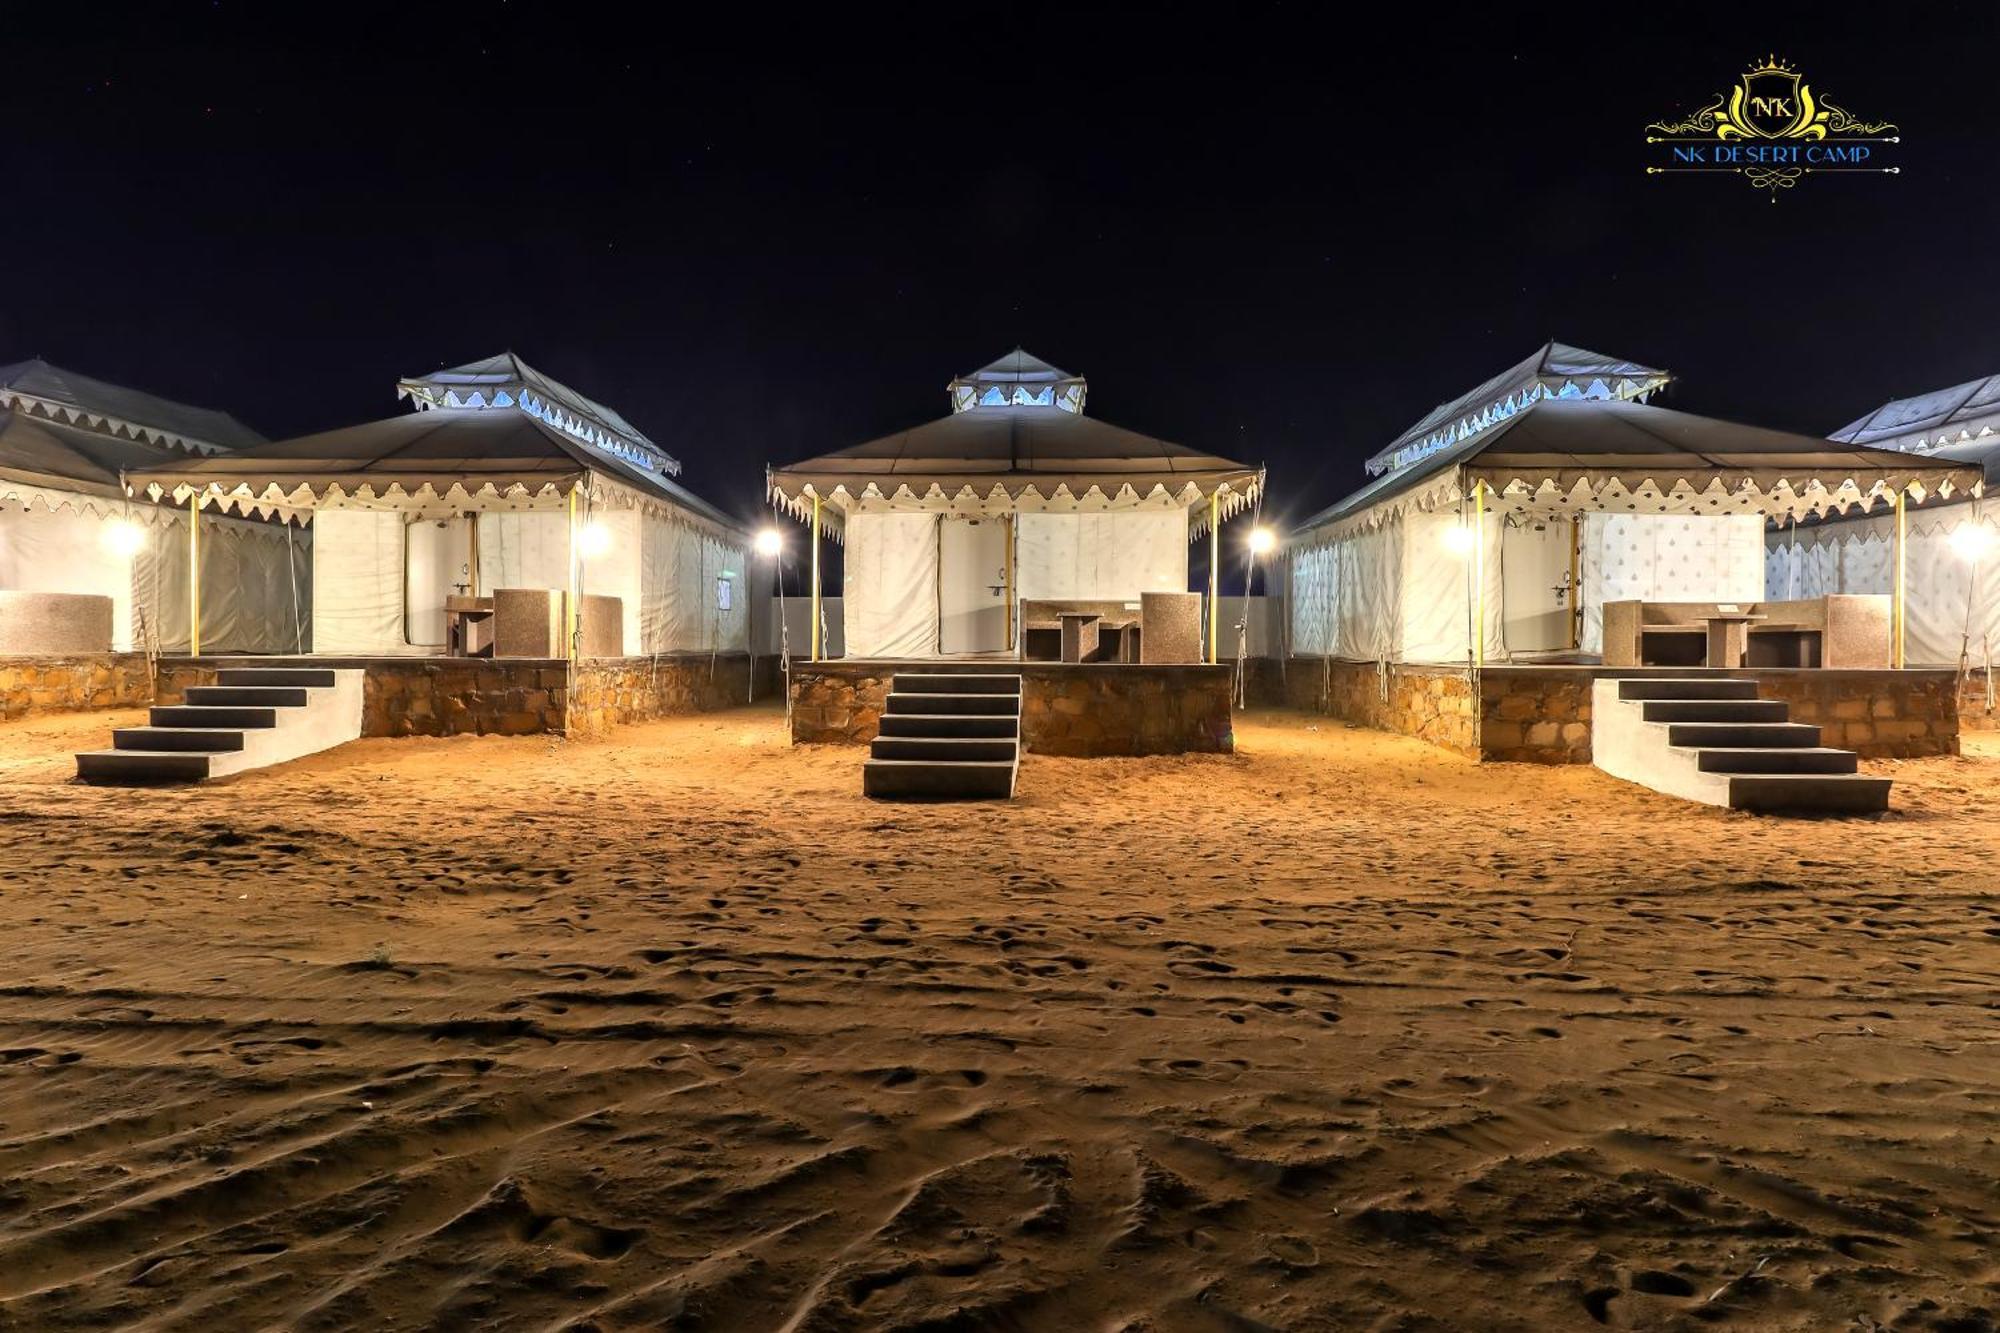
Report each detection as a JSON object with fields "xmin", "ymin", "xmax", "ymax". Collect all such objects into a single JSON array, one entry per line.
[
  {"xmin": 577, "ymin": 520, "xmax": 613, "ymax": 559},
  {"xmin": 1247, "ymin": 525, "xmax": 1277, "ymax": 556},
  {"xmin": 1949, "ymin": 523, "xmax": 1995, "ymax": 562},
  {"xmin": 100, "ymin": 517, "xmax": 146, "ymax": 558},
  {"xmin": 755, "ymin": 527, "xmax": 784, "ymax": 558},
  {"xmin": 1441, "ymin": 523, "xmax": 1477, "ymax": 556}
]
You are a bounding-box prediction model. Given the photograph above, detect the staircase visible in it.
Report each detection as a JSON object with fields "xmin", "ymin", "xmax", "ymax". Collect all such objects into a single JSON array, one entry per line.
[
  {"xmin": 1591, "ymin": 677, "xmax": 1890, "ymax": 814},
  {"xmin": 76, "ymin": 667, "xmax": 366, "ymax": 784},
  {"xmin": 864, "ymin": 671, "xmax": 1022, "ymax": 800}
]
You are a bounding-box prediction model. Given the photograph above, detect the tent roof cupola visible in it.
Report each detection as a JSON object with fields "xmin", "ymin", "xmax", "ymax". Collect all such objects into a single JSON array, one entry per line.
[
  {"xmin": 948, "ymin": 348, "xmax": 1087, "ymax": 415},
  {"xmin": 396, "ymin": 351, "xmax": 680, "ymax": 477},
  {"xmin": 1366, "ymin": 341, "xmax": 1673, "ymax": 478}
]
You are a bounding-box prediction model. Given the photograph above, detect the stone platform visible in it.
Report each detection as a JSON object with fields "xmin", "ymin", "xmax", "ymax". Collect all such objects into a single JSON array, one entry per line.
[
  {"xmin": 1258, "ymin": 658, "xmax": 1960, "ymax": 764},
  {"xmin": 788, "ymin": 660, "xmax": 1234, "ymax": 757}
]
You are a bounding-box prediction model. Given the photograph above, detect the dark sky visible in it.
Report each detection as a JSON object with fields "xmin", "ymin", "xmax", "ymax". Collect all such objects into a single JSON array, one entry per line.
[{"xmin": 7, "ymin": 2, "xmax": 1999, "ymax": 540}]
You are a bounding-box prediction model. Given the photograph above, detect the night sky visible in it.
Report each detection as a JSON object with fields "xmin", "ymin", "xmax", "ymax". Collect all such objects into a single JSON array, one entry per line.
[{"xmin": 8, "ymin": 3, "xmax": 1999, "ymax": 543}]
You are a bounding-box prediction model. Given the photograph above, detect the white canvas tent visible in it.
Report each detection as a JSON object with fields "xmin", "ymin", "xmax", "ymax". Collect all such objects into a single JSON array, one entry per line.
[
  {"xmin": 1288, "ymin": 361, "xmax": 1978, "ymax": 667},
  {"xmin": 767, "ymin": 350, "xmax": 1262, "ymax": 659},
  {"xmin": 1766, "ymin": 377, "xmax": 2000, "ymax": 668},
  {"xmin": 0, "ymin": 359, "xmax": 307, "ymax": 654},
  {"xmin": 131, "ymin": 354, "xmax": 749, "ymax": 658}
]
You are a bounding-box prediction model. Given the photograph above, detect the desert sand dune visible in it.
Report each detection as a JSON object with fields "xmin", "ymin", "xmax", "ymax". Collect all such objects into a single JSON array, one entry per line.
[{"xmin": 0, "ymin": 705, "xmax": 1995, "ymax": 1331}]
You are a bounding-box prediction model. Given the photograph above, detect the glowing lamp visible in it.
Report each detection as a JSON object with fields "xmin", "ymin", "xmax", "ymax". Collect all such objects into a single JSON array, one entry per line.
[
  {"xmin": 1247, "ymin": 526, "xmax": 1277, "ymax": 556},
  {"xmin": 577, "ymin": 520, "xmax": 613, "ymax": 559},
  {"xmin": 754, "ymin": 527, "xmax": 784, "ymax": 558},
  {"xmin": 1441, "ymin": 523, "xmax": 1477, "ymax": 556},
  {"xmin": 101, "ymin": 518, "xmax": 146, "ymax": 558},
  {"xmin": 1949, "ymin": 523, "xmax": 1995, "ymax": 562}
]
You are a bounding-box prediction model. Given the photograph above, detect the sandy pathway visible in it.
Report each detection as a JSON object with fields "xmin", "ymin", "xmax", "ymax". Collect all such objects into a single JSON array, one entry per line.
[{"xmin": 0, "ymin": 706, "xmax": 1994, "ymax": 1331}]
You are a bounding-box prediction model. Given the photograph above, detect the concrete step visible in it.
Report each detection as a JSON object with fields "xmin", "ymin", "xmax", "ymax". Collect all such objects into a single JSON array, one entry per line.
[
  {"xmin": 863, "ymin": 758, "xmax": 1017, "ymax": 800},
  {"xmin": 1692, "ymin": 746, "xmax": 1859, "ymax": 775},
  {"xmin": 215, "ymin": 667, "xmax": 340, "ymax": 687},
  {"xmin": 893, "ymin": 673, "xmax": 1022, "ymax": 695},
  {"xmin": 75, "ymin": 749, "xmax": 220, "ymax": 783},
  {"xmin": 1615, "ymin": 677, "xmax": 1762, "ymax": 701},
  {"xmin": 184, "ymin": 684, "xmax": 313, "ymax": 707},
  {"xmin": 80, "ymin": 668, "xmax": 366, "ymax": 786},
  {"xmin": 149, "ymin": 704, "xmax": 284, "ymax": 729},
  {"xmin": 870, "ymin": 735, "xmax": 1019, "ymax": 762},
  {"xmin": 1727, "ymin": 773, "xmax": 1892, "ymax": 815},
  {"xmin": 877, "ymin": 713, "xmax": 1021, "ymax": 739},
  {"xmin": 1664, "ymin": 721, "xmax": 1821, "ymax": 749},
  {"xmin": 1639, "ymin": 698, "xmax": 1790, "ymax": 723},
  {"xmin": 113, "ymin": 727, "xmax": 247, "ymax": 753},
  {"xmin": 883, "ymin": 691, "xmax": 1020, "ymax": 716}
]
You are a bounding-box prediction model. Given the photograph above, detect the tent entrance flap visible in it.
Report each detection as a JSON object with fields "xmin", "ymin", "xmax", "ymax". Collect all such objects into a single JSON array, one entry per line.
[
  {"xmin": 403, "ymin": 515, "xmax": 472, "ymax": 648},
  {"xmin": 939, "ymin": 517, "xmax": 1008, "ymax": 655}
]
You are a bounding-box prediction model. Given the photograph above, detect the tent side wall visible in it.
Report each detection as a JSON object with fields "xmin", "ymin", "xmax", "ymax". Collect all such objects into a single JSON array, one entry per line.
[
  {"xmin": 0, "ymin": 491, "xmax": 307, "ymax": 654},
  {"xmin": 1767, "ymin": 500, "xmax": 1996, "ymax": 668},
  {"xmin": 1014, "ymin": 511, "xmax": 1188, "ymax": 601},
  {"xmin": 841, "ymin": 511, "xmax": 940, "ymax": 658},
  {"xmin": 1290, "ymin": 509, "xmax": 1767, "ymax": 664}
]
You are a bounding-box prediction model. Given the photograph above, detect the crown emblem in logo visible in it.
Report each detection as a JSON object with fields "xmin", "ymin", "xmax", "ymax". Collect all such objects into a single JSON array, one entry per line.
[{"xmin": 1646, "ymin": 57, "xmax": 1898, "ymax": 195}]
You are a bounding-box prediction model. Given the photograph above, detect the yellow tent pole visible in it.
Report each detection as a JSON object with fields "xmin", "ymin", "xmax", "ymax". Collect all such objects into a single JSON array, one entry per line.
[
  {"xmin": 187, "ymin": 491, "xmax": 203, "ymax": 657},
  {"xmin": 1207, "ymin": 492, "xmax": 1220, "ymax": 664},
  {"xmin": 809, "ymin": 494, "xmax": 823, "ymax": 662},
  {"xmin": 566, "ymin": 486, "xmax": 579, "ymax": 663},
  {"xmin": 1893, "ymin": 487, "xmax": 1907, "ymax": 668},
  {"xmin": 1473, "ymin": 482, "xmax": 1487, "ymax": 669}
]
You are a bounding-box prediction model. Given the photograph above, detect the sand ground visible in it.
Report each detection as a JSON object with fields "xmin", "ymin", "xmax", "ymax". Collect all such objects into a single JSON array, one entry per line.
[{"xmin": 0, "ymin": 705, "xmax": 1994, "ymax": 1332}]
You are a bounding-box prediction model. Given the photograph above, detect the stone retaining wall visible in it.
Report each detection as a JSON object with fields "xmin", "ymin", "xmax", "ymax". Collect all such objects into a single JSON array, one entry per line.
[
  {"xmin": 0, "ymin": 654, "xmax": 157, "ymax": 721},
  {"xmin": 1254, "ymin": 657, "xmax": 1479, "ymax": 757},
  {"xmin": 1958, "ymin": 672, "xmax": 2000, "ymax": 731},
  {"xmin": 787, "ymin": 662, "xmax": 1235, "ymax": 756},
  {"xmin": 1266, "ymin": 658, "xmax": 1959, "ymax": 762},
  {"xmin": 156, "ymin": 653, "xmax": 771, "ymax": 738},
  {"xmin": 567, "ymin": 655, "xmax": 770, "ymax": 737}
]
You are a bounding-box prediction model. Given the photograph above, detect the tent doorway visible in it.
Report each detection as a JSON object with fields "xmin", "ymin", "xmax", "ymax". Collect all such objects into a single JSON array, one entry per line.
[
  {"xmin": 405, "ymin": 515, "xmax": 474, "ymax": 648},
  {"xmin": 1501, "ymin": 517, "xmax": 1576, "ymax": 653},
  {"xmin": 938, "ymin": 517, "xmax": 1008, "ymax": 655}
]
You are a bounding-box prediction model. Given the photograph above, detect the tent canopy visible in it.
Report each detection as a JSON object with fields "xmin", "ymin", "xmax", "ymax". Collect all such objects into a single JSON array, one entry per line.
[
  {"xmin": 397, "ymin": 351, "xmax": 681, "ymax": 477},
  {"xmin": 1295, "ymin": 397, "xmax": 1982, "ymax": 542},
  {"xmin": 130, "ymin": 407, "xmax": 744, "ymax": 535},
  {"xmin": 770, "ymin": 350, "xmax": 1261, "ymax": 536},
  {"xmin": 0, "ymin": 358, "xmax": 264, "ymax": 456},
  {"xmin": 1831, "ymin": 373, "xmax": 2000, "ymax": 456},
  {"xmin": 1365, "ymin": 341, "xmax": 1672, "ymax": 477},
  {"xmin": 0, "ymin": 405, "xmax": 195, "ymax": 499}
]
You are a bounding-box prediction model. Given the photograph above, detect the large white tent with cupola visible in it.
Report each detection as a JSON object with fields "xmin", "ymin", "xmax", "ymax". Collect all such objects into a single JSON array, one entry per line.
[
  {"xmin": 1284, "ymin": 342, "xmax": 1978, "ymax": 666},
  {"xmin": 767, "ymin": 350, "xmax": 1262, "ymax": 659},
  {"xmin": 0, "ymin": 358, "xmax": 308, "ymax": 654},
  {"xmin": 132, "ymin": 353, "xmax": 751, "ymax": 658}
]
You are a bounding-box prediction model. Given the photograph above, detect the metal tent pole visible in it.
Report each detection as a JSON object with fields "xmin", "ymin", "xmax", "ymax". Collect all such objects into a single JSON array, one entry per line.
[
  {"xmin": 1207, "ymin": 492, "xmax": 1220, "ymax": 664},
  {"xmin": 810, "ymin": 494, "xmax": 823, "ymax": 662},
  {"xmin": 187, "ymin": 491, "xmax": 202, "ymax": 658}
]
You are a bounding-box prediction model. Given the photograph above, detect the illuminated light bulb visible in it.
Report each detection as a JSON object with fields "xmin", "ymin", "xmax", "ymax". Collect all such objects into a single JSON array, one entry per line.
[
  {"xmin": 101, "ymin": 518, "xmax": 146, "ymax": 558},
  {"xmin": 577, "ymin": 520, "xmax": 613, "ymax": 559},
  {"xmin": 1949, "ymin": 523, "xmax": 1995, "ymax": 562},
  {"xmin": 1247, "ymin": 526, "xmax": 1277, "ymax": 556},
  {"xmin": 755, "ymin": 527, "xmax": 784, "ymax": 558},
  {"xmin": 1441, "ymin": 523, "xmax": 1477, "ymax": 556}
]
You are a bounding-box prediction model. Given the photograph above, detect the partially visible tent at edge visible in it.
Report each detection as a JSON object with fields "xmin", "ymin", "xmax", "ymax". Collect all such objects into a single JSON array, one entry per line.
[
  {"xmin": 1766, "ymin": 375, "xmax": 2000, "ymax": 668},
  {"xmin": 767, "ymin": 349, "xmax": 1262, "ymax": 658},
  {"xmin": 1284, "ymin": 342, "xmax": 1980, "ymax": 666},
  {"xmin": 0, "ymin": 358, "xmax": 308, "ymax": 654},
  {"xmin": 131, "ymin": 353, "xmax": 752, "ymax": 658}
]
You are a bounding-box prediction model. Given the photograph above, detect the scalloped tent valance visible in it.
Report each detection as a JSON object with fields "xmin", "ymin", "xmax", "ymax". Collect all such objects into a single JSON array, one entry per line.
[
  {"xmin": 129, "ymin": 406, "xmax": 745, "ymax": 540},
  {"xmin": 1292, "ymin": 397, "xmax": 1981, "ymax": 546}
]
